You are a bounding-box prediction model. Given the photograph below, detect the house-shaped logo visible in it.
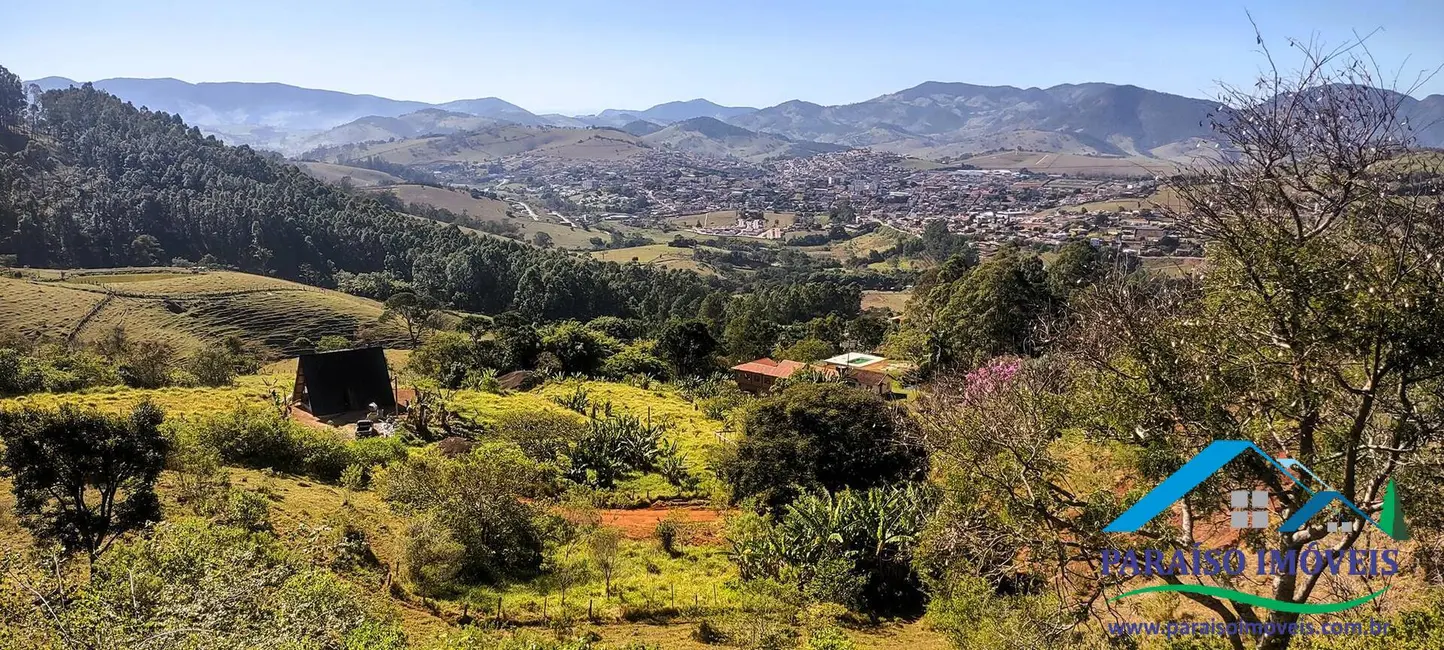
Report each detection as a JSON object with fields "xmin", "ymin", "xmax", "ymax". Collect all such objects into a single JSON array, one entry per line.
[{"xmin": 1103, "ymin": 440, "xmax": 1410, "ymax": 541}]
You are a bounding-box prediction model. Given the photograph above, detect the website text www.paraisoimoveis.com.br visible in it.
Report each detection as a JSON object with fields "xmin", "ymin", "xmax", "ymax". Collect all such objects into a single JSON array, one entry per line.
[{"xmin": 1107, "ymin": 619, "xmax": 1392, "ymax": 639}]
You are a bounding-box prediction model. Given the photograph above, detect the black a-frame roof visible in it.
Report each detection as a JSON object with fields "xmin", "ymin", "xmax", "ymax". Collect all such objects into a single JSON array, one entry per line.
[{"xmin": 291, "ymin": 347, "xmax": 395, "ymax": 416}]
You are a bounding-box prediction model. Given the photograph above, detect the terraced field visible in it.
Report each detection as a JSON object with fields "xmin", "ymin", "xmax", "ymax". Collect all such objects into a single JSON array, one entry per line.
[{"xmin": 0, "ymin": 269, "xmax": 407, "ymax": 358}]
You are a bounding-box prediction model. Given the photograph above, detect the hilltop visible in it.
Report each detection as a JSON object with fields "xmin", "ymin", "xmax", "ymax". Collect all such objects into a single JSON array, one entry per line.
[
  {"xmin": 302, "ymin": 125, "xmax": 653, "ymax": 165},
  {"xmin": 0, "ymin": 269, "xmax": 407, "ymax": 358},
  {"xmin": 580, "ymin": 98, "xmax": 760, "ymax": 128},
  {"xmin": 294, "ymin": 109, "xmax": 506, "ymax": 154}
]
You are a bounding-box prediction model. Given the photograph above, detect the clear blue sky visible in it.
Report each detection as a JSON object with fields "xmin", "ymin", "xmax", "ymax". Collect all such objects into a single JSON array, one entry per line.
[{"xmin": 2, "ymin": 0, "xmax": 1441, "ymax": 114}]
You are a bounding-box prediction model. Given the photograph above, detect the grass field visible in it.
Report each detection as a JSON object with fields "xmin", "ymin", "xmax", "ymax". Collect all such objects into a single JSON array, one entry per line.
[
  {"xmin": 862, "ymin": 290, "xmax": 912, "ymax": 313},
  {"xmin": 0, "ymin": 374, "xmax": 282, "ymax": 418},
  {"xmin": 963, "ymin": 151, "xmax": 1179, "ymax": 177},
  {"xmin": 1045, "ymin": 186, "xmax": 1183, "ymax": 215},
  {"xmin": 318, "ymin": 126, "xmax": 650, "ymax": 166},
  {"xmin": 590, "ymin": 244, "xmax": 715, "ymax": 275},
  {"xmin": 367, "ymin": 186, "xmax": 604, "ymax": 250},
  {"xmin": 0, "ymin": 269, "xmax": 406, "ymax": 358},
  {"xmin": 805, "ymin": 225, "xmax": 911, "ymax": 263},
  {"xmin": 450, "ymin": 379, "xmax": 726, "ymax": 475},
  {"xmin": 370, "ymin": 184, "xmax": 511, "ymax": 221},
  {"xmin": 666, "ymin": 211, "xmax": 800, "ymax": 230},
  {"xmin": 294, "ymin": 161, "xmax": 406, "ymax": 187}
]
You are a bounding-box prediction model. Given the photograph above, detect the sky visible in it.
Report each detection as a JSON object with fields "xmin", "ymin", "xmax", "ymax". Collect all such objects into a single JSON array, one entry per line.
[{"xmin": 2, "ymin": 0, "xmax": 1442, "ymax": 114}]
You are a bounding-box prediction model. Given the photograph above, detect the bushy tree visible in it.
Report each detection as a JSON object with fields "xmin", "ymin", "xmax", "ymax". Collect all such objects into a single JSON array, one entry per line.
[
  {"xmin": 897, "ymin": 247, "xmax": 1052, "ymax": 369},
  {"xmin": 186, "ymin": 346, "xmax": 239, "ymax": 386},
  {"xmin": 719, "ymin": 383, "xmax": 925, "ymax": 511},
  {"xmin": 657, "ymin": 318, "xmax": 719, "ymax": 376},
  {"xmin": 729, "ymin": 485, "xmax": 933, "ymax": 617},
  {"xmin": 381, "ymin": 291, "xmax": 441, "ymax": 345},
  {"xmin": 917, "ymin": 45, "xmax": 1444, "ymax": 650},
  {"xmin": 491, "ymin": 410, "xmax": 587, "ymax": 463},
  {"xmin": 773, "ymin": 337, "xmax": 836, "ymax": 363},
  {"xmin": 118, "ymin": 339, "xmax": 177, "ymax": 388},
  {"xmin": 539, "ymin": 320, "xmax": 619, "ymax": 375},
  {"xmin": 724, "ymin": 311, "xmax": 778, "ymax": 361},
  {"xmin": 315, "ymin": 335, "xmax": 351, "ymax": 352},
  {"xmin": 0, "ymin": 64, "xmax": 22, "ymax": 130},
  {"xmin": 378, "ymin": 443, "xmax": 553, "ymax": 584},
  {"xmin": 601, "ymin": 340, "xmax": 669, "ymax": 379},
  {"xmin": 0, "ymin": 402, "xmax": 168, "ymax": 558},
  {"xmin": 1, "ymin": 518, "xmax": 406, "ymax": 648}
]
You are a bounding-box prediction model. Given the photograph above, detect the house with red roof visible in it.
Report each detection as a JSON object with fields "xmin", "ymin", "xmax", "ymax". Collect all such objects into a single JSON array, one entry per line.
[{"xmin": 731, "ymin": 355, "xmax": 899, "ymax": 398}]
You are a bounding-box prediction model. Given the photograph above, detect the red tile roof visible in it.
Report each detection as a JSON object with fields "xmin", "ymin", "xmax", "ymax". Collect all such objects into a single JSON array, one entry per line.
[{"xmin": 731, "ymin": 358, "xmax": 808, "ymax": 379}]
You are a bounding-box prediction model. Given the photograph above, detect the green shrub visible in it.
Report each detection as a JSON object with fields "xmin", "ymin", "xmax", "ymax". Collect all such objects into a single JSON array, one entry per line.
[
  {"xmin": 403, "ymin": 513, "xmax": 465, "ymax": 597},
  {"xmin": 349, "ymin": 436, "xmax": 409, "ymax": 471},
  {"xmin": 492, "ymin": 410, "xmax": 587, "ymax": 462},
  {"xmin": 118, "ymin": 339, "xmax": 178, "ymax": 388},
  {"xmin": 0, "ymin": 347, "xmax": 46, "ymax": 395},
  {"xmin": 692, "ymin": 619, "xmax": 728, "ymax": 644},
  {"xmin": 656, "ymin": 513, "xmax": 684, "ymax": 557},
  {"xmin": 378, "ymin": 444, "xmax": 552, "ymax": 584},
  {"xmin": 218, "ymin": 489, "xmax": 271, "ymax": 532},
  {"xmin": 729, "ymin": 485, "xmax": 932, "ymax": 617},
  {"xmin": 186, "ymin": 346, "xmax": 239, "ymax": 386},
  {"xmin": 341, "ymin": 464, "xmax": 367, "ymax": 491},
  {"xmin": 540, "ymin": 321, "xmax": 620, "ymax": 375},
  {"xmin": 316, "ymin": 335, "xmax": 351, "ymax": 352},
  {"xmin": 4, "ymin": 518, "xmax": 405, "ymax": 648},
  {"xmin": 806, "ymin": 627, "xmax": 854, "ymax": 650},
  {"xmin": 179, "ymin": 405, "xmax": 401, "ymax": 483},
  {"xmin": 602, "ymin": 341, "xmax": 669, "ymax": 379}
]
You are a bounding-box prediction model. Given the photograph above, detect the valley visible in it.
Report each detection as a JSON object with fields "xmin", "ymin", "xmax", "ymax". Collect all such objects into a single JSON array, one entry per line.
[{"xmin": 5, "ymin": 10, "xmax": 1444, "ymax": 649}]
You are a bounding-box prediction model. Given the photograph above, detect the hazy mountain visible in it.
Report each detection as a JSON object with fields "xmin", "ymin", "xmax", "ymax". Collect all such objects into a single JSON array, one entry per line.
[
  {"xmin": 302, "ymin": 125, "xmax": 652, "ymax": 166},
  {"xmin": 28, "ymin": 76, "xmax": 1442, "ymax": 160},
  {"xmin": 434, "ymin": 97, "xmax": 548, "ymax": 125},
  {"xmin": 641, "ymin": 117, "xmax": 847, "ymax": 161},
  {"xmin": 582, "ymin": 99, "xmax": 758, "ymax": 127},
  {"xmin": 24, "ymin": 77, "xmax": 548, "ymax": 151},
  {"xmin": 296, "ymin": 109, "xmax": 505, "ymax": 153},
  {"xmin": 727, "ymin": 82, "xmax": 1222, "ymax": 158},
  {"xmin": 620, "ymin": 120, "xmax": 665, "ymax": 136},
  {"xmin": 28, "ymin": 76, "xmax": 429, "ymax": 132},
  {"xmin": 1386, "ymin": 91, "xmax": 1444, "ymax": 146}
]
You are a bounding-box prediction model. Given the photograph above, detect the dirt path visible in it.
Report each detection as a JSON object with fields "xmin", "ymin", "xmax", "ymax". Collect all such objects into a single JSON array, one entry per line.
[{"xmin": 598, "ymin": 503, "xmax": 725, "ymax": 542}]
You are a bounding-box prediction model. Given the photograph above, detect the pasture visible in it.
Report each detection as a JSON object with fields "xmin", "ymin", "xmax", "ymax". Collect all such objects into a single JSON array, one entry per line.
[
  {"xmin": 590, "ymin": 244, "xmax": 714, "ymax": 275},
  {"xmin": 0, "ymin": 269, "xmax": 406, "ymax": 358}
]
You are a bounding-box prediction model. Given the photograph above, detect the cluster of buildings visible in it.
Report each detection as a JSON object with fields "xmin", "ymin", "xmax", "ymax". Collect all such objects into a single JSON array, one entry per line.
[{"xmin": 427, "ymin": 147, "xmax": 1202, "ymax": 258}]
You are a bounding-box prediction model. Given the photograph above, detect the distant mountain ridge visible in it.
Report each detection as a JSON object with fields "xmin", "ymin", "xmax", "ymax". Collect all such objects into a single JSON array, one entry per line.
[
  {"xmin": 640, "ymin": 117, "xmax": 849, "ymax": 162},
  {"xmin": 580, "ymin": 99, "xmax": 759, "ymax": 128},
  {"xmin": 28, "ymin": 75, "xmax": 1444, "ymax": 159}
]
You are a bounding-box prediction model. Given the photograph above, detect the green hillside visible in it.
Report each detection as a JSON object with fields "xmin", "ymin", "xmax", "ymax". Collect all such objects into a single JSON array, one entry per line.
[{"xmin": 1, "ymin": 269, "xmax": 407, "ymax": 357}]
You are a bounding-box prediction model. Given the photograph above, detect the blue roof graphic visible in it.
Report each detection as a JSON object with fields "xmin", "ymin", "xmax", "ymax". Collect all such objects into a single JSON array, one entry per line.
[{"xmin": 1102, "ymin": 440, "xmax": 1404, "ymax": 540}]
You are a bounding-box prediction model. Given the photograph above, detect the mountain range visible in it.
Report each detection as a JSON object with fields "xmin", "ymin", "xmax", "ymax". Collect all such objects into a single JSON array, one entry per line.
[{"xmin": 27, "ymin": 76, "xmax": 1444, "ymax": 160}]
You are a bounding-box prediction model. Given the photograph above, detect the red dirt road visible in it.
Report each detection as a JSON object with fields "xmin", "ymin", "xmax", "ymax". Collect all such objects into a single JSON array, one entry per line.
[{"xmin": 599, "ymin": 504, "xmax": 725, "ymax": 543}]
